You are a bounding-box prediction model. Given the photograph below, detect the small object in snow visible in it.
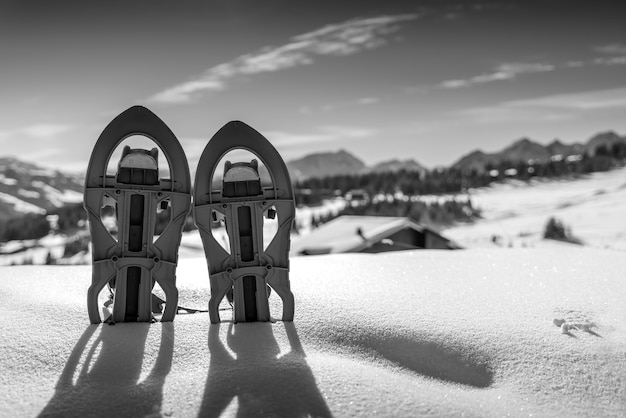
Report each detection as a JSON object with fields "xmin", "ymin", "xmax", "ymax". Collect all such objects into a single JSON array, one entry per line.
[
  {"xmin": 560, "ymin": 323, "xmax": 570, "ymax": 334},
  {"xmin": 553, "ymin": 318, "xmax": 565, "ymax": 327}
]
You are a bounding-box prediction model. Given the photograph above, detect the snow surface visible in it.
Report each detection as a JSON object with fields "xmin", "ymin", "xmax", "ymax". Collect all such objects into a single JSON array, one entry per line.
[
  {"xmin": 1, "ymin": 248, "xmax": 625, "ymax": 417},
  {"xmin": 0, "ymin": 191, "xmax": 46, "ymax": 214},
  {"xmin": 444, "ymin": 167, "xmax": 626, "ymax": 250}
]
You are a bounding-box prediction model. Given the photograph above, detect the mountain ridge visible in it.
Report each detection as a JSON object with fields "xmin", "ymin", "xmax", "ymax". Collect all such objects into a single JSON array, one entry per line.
[{"xmin": 451, "ymin": 130, "xmax": 626, "ymax": 173}]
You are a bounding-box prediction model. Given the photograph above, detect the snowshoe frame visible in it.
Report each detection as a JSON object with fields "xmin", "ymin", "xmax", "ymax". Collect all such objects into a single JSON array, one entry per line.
[
  {"xmin": 84, "ymin": 106, "xmax": 191, "ymax": 324},
  {"xmin": 193, "ymin": 121, "xmax": 295, "ymax": 323}
]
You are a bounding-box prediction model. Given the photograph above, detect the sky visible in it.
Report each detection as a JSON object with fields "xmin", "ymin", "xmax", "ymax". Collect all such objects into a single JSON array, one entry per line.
[{"xmin": 1, "ymin": 0, "xmax": 626, "ymax": 172}]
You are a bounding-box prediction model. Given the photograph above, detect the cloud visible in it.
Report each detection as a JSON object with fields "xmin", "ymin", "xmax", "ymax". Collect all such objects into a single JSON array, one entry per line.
[
  {"xmin": 148, "ymin": 14, "xmax": 418, "ymax": 104},
  {"xmin": 594, "ymin": 56, "xmax": 626, "ymax": 66},
  {"xmin": 594, "ymin": 43, "xmax": 626, "ymax": 55},
  {"xmin": 457, "ymin": 87, "xmax": 626, "ymax": 125},
  {"xmin": 506, "ymin": 87, "xmax": 626, "ymax": 110},
  {"xmin": 357, "ymin": 97, "xmax": 379, "ymax": 105},
  {"xmin": 21, "ymin": 124, "xmax": 75, "ymax": 139},
  {"xmin": 0, "ymin": 123, "xmax": 75, "ymax": 141},
  {"xmin": 440, "ymin": 46, "xmax": 626, "ymax": 90},
  {"xmin": 298, "ymin": 96, "xmax": 380, "ymax": 115},
  {"xmin": 440, "ymin": 62, "xmax": 555, "ymax": 89},
  {"xmin": 265, "ymin": 125, "xmax": 374, "ymax": 148},
  {"xmin": 591, "ymin": 43, "xmax": 626, "ymax": 66}
]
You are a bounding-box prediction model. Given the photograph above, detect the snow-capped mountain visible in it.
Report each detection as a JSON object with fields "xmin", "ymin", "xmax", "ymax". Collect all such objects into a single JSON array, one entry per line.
[{"xmin": 0, "ymin": 157, "xmax": 83, "ymax": 220}]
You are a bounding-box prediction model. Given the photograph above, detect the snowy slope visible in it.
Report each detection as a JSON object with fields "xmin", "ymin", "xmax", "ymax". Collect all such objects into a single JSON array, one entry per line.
[
  {"xmin": 0, "ymin": 157, "xmax": 83, "ymax": 220},
  {"xmin": 443, "ymin": 167, "xmax": 626, "ymax": 250},
  {"xmin": 1, "ymin": 248, "xmax": 624, "ymax": 417}
]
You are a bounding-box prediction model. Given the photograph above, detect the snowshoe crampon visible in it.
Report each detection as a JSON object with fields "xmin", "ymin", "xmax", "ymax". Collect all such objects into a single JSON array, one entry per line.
[
  {"xmin": 84, "ymin": 106, "xmax": 191, "ymax": 324},
  {"xmin": 193, "ymin": 121, "xmax": 295, "ymax": 324}
]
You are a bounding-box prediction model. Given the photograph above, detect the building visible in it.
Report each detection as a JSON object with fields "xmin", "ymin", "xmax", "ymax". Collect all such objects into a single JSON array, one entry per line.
[{"xmin": 291, "ymin": 215, "xmax": 460, "ymax": 256}]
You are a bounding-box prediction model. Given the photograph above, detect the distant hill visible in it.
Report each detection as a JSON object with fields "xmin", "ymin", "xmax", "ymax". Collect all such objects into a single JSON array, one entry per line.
[
  {"xmin": 585, "ymin": 131, "xmax": 625, "ymax": 156},
  {"xmin": 0, "ymin": 157, "xmax": 83, "ymax": 220},
  {"xmin": 369, "ymin": 158, "xmax": 426, "ymax": 174},
  {"xmin": 452, "ymin": 131, "xmax": 626, "ymax": 173},
  {"xmin": 546, "ymin": 139, "xmax": 584, "ymax": 157},
  {"xmin": 287, "ymin": 150, "xmax": 366, "ymax": 180},
  {"xmin": 287, "ymin": 151, "xmax": 428, "ymax": 180}
]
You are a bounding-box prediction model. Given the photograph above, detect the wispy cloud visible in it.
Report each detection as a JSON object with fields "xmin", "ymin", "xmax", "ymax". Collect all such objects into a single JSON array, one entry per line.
[
  {"xmin": 265, "ymin": 125, "xmax": 375, "ymax": 149},
  {"xmin": 507, "ymin": 87, "xmax": 626, "ymax": 110},
  {"xmin": 357, "ymin": 97, "xmax": 379, "ymax": 105},
  {"xmin": 593, "ymin": 56, "xmax": 626, "ymax": 66},
  {"xmin": 299, "ymin": 96, "xmax": 380, "ymax": 115},
  {"xmin": 442, "ymin": 43, "xmax": 626, "ymax": 90},
  {"xmin": 149, "ymin": 14, "xmax": 418, "ymax": 104},
  {"xmin": 593, "ymin": 43, "xmax": 626, "ymax": 66},
  {"xmin": 440, "ymin": 63, "xmax": 555, "ymax": 89},
  {"xmin": 0, "ymin": 123, "xmax": 75, "ymax": 141},
  {"xmin": 594, "ymin": 43, "xmax": 626, "ymax": 55},
  {"xmin": 458, "ymin": 87, "xmax": 626, "ymax": 125}
]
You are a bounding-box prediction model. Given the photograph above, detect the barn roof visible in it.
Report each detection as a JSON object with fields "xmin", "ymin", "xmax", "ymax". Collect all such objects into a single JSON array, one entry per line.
[{"xmin": 291, "ymin": 215, "xmax": 453, "ymax": 255}]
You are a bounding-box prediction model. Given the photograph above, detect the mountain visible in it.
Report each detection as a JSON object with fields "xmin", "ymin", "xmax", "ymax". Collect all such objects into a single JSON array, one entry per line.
[
  {"xmin": 369, "ymin": 158, "xmax": 426, "ymax": 174},
  {"xmin": 452, "ymin": 132, "xmax": 626, "ymax": 173},
  {"xmin": 0, "ymin": 157, "xmax": 83, "ymax": 220},
  {"xmin": 499, "ymin": 137, "xmax": 551, "ymax": 162},
  {"xmin": 585, "ymin": 131, "xmax": 624, "ymax": 155},
  {"xmin": 547, "ymin": 139, "xmax": 584, "ymax": 157},
  {"xmin": 287, "ymin": 149, "xmax": 366, "ymax": 180},
  {"xmin": 453, "ymin": 138, "xmax": 552, "ymax": 173},
  {"xmin": 452, "ymin": 150, "xmax": 500, "ymax": 173}
]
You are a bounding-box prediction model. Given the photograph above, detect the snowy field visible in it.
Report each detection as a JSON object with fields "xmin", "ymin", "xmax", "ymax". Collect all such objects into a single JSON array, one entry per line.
[
  {"xmin": 1, "ymin": 248, "xmax": 625, "ymax": 417},
  {"xmin": 443, "ymin": 167, "xmax": 626, "ymax": 250}
]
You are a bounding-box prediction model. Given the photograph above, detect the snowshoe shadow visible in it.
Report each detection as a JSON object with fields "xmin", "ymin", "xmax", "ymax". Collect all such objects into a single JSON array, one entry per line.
[
  {"xmin": 362, "ymin": 333, "xmax": 493, "ymax": 388},
  {"xmin": 38, "ymin": 322, "xmax": 174, "ymax": 417},
  {"xmin": 200, "ymin": 322, "xmax": 331, "ymax": 417},
  {"xmin": 319, "ymin": 325, "xmax": 494, "ymax": 389},
  {"xmin": 585, "ymin": 329, "xmax": 602, "ymax": 338}
]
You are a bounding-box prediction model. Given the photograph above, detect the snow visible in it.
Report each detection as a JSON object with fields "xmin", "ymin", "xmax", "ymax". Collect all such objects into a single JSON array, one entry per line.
[
  {"xmin": 31, "ymin": 181, "xmax": 83, "ymax": 207},
  {"xmin": 0, "ymin": 174, "xmax": 18, "ymax": 186},
  {"xmin": 295, "ymin": 198, "xmax": 348, "ymax": 231},
  {"xmin": 0, "ymin": 191, "xmax": 46, "ymax": 214},
  {"xmin": 444, "ymin": 167, "xmax": 626, "ymax": 250},
  {"xmin": 17, "ymin": 189, "xmax": 41, "ymax": 199},
  {"xmin": 1, "ymin": 248, "xmax": 625, "ymax": 417},
  {"xmin": 0, "ymin": 235, "xmax": 67, "ymax": 266}
]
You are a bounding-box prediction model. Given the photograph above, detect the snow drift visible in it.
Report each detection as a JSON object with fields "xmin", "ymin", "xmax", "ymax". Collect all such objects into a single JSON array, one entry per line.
[{"xmin": 1, "ymin": 248, "xmax": 624, "ymax": 417}]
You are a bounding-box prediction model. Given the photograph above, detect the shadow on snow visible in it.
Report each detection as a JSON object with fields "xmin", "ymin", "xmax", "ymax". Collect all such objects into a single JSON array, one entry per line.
[
  {"xmin": 38, "ymin": 323, "xmax": 174, "ymax": 417},
  {"xmin": 200, "ymin": 322, "xmax": 332, "ymax": 417}
]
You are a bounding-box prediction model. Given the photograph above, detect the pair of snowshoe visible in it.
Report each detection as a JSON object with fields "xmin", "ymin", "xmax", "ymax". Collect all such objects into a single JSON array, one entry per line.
[{"xmin": 84, "ymin": 106, "xmax": 295, "ymax": 325}]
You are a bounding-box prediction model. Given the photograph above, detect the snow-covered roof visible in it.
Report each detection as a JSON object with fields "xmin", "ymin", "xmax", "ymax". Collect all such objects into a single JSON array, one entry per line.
[
  {"xmin": 1, "ymin": 248, "xmax": 625, "ymax": 416},
  {"xmin": 290, "ymin": 215, "xmax": 445, "ymax": 255}
]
